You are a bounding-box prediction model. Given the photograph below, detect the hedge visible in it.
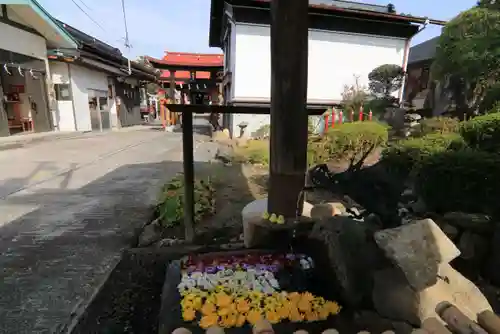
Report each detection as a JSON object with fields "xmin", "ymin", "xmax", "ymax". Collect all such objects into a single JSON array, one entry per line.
[
  {"xmin": 308, "ymin": 121, "xmax": 388, "ymax": 167},
  {"xmin": 418, "ymin": 116, "xmax": 460, "ymax": 136},
  {"xmin": 415, "ymin": 150, "xmax": 500, "ymax": 215},
  {"xmin": 460, "ymin": 111, "xmax": 500, "ymax": 153},
  {"xmin": 381, "ymin": 132, "xmax": 466, "ymax": 177}
]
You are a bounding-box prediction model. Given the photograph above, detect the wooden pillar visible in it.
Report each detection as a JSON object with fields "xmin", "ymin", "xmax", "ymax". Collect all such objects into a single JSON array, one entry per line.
[
  {"xmin": 268, "ymin": 0, "xmax": 309, "ymax": 217},
  {"xmin": 168, "ymin": 70, "xmax": 176, "ymax": 125}
]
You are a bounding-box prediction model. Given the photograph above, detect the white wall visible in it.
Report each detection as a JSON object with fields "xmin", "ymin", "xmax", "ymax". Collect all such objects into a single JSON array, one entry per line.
[
  {"xmin": 0, "ymin": 21, "xmax": 47, "ymax": 60},
  {"xmin": 50, "ymin": 62, "xmax": 76, "ymax": 131},
  {"xmin": 69, "ymin": 64, "xmax": 111, "ymax": 132},
  {"xmin": 50, "ymin": 62, "xmax": 115, "ymax": 132},
  {"xmin": 233, "ymin": 24, "xmax": 406, "ymax": 103},
  {"xmin": 229, "ymin": 23, "xmax": 407, "ymax": 137}
]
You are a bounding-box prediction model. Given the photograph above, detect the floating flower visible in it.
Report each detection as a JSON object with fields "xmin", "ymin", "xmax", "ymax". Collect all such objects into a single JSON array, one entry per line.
[
  {"xmin": 266, "ymin": 310, "xmax": 281, "ymax": 324},
  {"xmin": 269, "ymin": 213, "xmax": 278, "ymax": 223},
  {"xmin": 236, "ymin": 298, "xmax": 250, "ymax": 313},
  {"xmin": 199, "ymin": 314, "xmax": 218, "ymax": 329},
  {"xmin": 215, "ymin": 292, "xmax": 232, "ymax": 308},
  {"xmin": 262, "ymin": 211, "xmax": 270, "ymax": 219},
  {"xmin": 277, "ymin": 215, "xmax": 285, "ymax": 224},
  {"xmin": 235, "ymin": 314, "xmax": 246, "ymax": 327},
  {"xmin": 182, "ymin": 307, "xmax": 196, "ymax": 322},
  {"xmin": 246, "ymin": 310, "xmax": 263, "ymax": 325},
  {"xmin": 201, "ymin": 301, "xmax": 216, "ymax": 316}
]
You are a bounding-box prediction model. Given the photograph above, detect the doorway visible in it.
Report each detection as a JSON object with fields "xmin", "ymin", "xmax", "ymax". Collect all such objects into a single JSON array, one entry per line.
[{"xmin": 88, "ymin": 89, "xmax": 111, "ymax": 131}]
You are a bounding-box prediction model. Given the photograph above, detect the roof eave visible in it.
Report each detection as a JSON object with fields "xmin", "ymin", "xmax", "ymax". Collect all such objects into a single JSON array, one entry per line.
[{"xmin": 28, "ymin": 0, "xmax": 79, "ymax": 48}]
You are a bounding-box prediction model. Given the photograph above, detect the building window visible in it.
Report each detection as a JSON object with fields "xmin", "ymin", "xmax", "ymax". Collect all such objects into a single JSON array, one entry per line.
[
  {"xmin": 420, "ymin": 67, "xmax": 430, "ymax": 90},
  {"xmin": 54, "ymin": 84, "xmax": 72, "ymax": 101},
  {"xmin": 223, "ymin": 24, "xmax": 231, "ymax": 72},
  {"xmin": 99, "ymin": 97, "xmax": 108, "ymax": 110}
]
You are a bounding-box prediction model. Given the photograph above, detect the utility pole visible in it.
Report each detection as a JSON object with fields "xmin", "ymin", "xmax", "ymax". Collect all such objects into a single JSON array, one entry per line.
[{"xmin": 268, "ymin": 0, "xmax": 309, "ymax": 217}]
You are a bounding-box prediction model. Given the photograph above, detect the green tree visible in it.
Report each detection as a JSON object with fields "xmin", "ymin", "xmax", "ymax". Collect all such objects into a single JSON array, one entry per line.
[
  {"xmin": 477, "ymin": 0, "xmax": 500, "ymax": 10},
  {"xmin": 368, "ymin": 64, "xmax": 405, "ymax": 99},
  {"xmin": 432, "ymin": 7, "xmax": 500, "ymax": 116}
]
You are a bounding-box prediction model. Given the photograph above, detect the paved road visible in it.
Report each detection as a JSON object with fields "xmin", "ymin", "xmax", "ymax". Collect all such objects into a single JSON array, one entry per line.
[{"xmin": 0, "ymin": 127, "xmax": 214, "ymax": 333}]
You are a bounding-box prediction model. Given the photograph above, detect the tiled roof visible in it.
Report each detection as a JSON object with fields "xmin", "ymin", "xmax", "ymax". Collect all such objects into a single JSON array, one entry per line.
[
  {"xmin": 408, "ymin": 36, "xmax": 440, "ymax": 64},
  {"xmin": 147, "ymin": 52, "xmax": 223, "ymax": 67}
]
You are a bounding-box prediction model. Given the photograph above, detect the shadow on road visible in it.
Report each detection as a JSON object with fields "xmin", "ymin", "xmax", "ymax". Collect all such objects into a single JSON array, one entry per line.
[{"xmin": 0, "ymin": 158, "xmax": 256, "ymax": 334}]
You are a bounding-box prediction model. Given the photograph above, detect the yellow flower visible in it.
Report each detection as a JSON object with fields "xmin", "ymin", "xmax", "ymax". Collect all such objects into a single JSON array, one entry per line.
[
  {"xmin": 318, "ymin": 307, "xmax": 330, "ymax": 320},
  {"xmin": 276, "ymin": 306, "xmax": 289, "ymax": 319},
  {"xmin": 287, "ymin": 292, "xmax": 301, "ymax": 303},
  {"xmin": 220, "ymin": 312, "xmax": 238, "ymax": 328},
  {"xmin": 246, "ymin": 310, "xmax": 262, "ymax": 325},
  {"xmin": 265, "ymin": 310, "xmax": 281, "ymax": 324},
  {"xmin": 199, "ymin": 314, "xmax": 219, "ymax": 329},
  {"xmin": 236, "ymin": 314, "xmax": 246, "ymax": 327},
  {"xmin": 325, "ymin": 301, "xmax": 341, "ymax": 315},
  {"xmin": 305, "ymin": 311, "xmax": 320, "ymax": 322},
  {"xmin": 218, "ymin": 307, "xmax": 231, "ymax": 317},
  {"xmin": 192, "ymin": 297, "xmax": 203, "ymax": 310},
  {"xmin": 297, "ymin": 298, "xmax": 312, "ymax": 312},
  {"xmin": 182, "ymin": 307, "xmax": 196, "ymax": 322},
  {"xmin": 269, "ymin": 213, "xmax": 278, "ymax": 223},
  {"xmin": 262, "ymin": 211, "xmax": 270, "ymax": 219},
  {"xmin": 236, "ymin": 299, "xmax": 250, "ymax": 313},
  {"xmin": 301, "ymin": 292, "xmax": 315, "ymax": 301},
  {"xmin": 201, "ymin": 301, "xmax": 216, "ymax": 316},
  {"xmin": 277, "ymin": 215, "xmax": 285, "ymax": 224},
  {"xmin": 289, "ymin": 308, "xmax": 304, "ymax": 322},
  {"xmin": 215, "ymin": 292, "xmax": 232, "ymax": 308}
]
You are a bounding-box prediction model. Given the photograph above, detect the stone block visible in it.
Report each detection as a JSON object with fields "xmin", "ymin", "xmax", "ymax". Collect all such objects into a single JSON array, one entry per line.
[
  {"xmin": 372, "ymin": 263, "xmax": 492, "ymax": 326},
  {"xmin": 241, "ymin": 197, "xmax": 313, "ymax": 248},
  {"xmin": 374, "ymin": 219, "xmax": 460, "ymax": 291},
  {"xmin": 310, "ymin": 202, "xmax": 347, "ymax": 220}
]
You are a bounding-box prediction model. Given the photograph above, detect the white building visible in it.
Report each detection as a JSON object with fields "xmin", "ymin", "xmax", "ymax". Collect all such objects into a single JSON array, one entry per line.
[
  {"xmin": 48, "ymin": 21, "xmax": 158, "ymax": 132},
  {"xmin": 0, "ymin": 0, "xmax": 78, "ymax": 137},
  {"xmin": 209, "ymin": 0, "xmax": 436, "ymax": 137}
]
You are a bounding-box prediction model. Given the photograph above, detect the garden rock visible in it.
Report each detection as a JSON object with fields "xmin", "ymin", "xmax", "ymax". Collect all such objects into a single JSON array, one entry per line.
[
  {"xmin": 137, "ymin": 219, "xmax": 163, "ymax": 247},
  {"xmin": 155, "ymin": 238, "xmax": 185, "ymax": 248},
  {"xmin": 212, "ymin": 129, "xmax": 230, "ymax": 142},
  {"xmin": 372, "ymin": 263, "xmax": 492, "ymax": 326},
  {"xmin": 310, "ymin": 202, "xmax": 347, "ymax": 220},
  {"xmin": 485, "ymin": 223, "xmax": 500, "ymax": 285},
  {"xmin": 241, "ymin": 197, "xmax": 313, "ymax": 248},
  {"xmin": 215, "ymin": 143, "xmax": 234, "ymax": 164},
  {"xmin": 440, "ymin": 223, "xmax": 459, "ymax": 241},
  {"xmin": 409, "ymin": 198, "xmax": 427, "ymax": 215},
  {"xmin": 443, "ymin": 212, "xmax": 493, "ymax": 234},
  {"xmin": 374, "ymin": 218, "xmax": 460, "ymax": 291},
  {"xmin": 309, "ymin": 216, "xmax": 387, "ymax": 307}
]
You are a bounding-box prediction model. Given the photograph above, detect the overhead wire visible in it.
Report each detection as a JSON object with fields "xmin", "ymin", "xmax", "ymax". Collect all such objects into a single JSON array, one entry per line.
[{"xmin": 69, "ymin": 0, "xmax": 107, "ymax": 33}]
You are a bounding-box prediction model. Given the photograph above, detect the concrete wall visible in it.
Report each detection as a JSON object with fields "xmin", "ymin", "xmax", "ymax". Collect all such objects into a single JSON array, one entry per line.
[
  {"xmin": 50, "ymin": 62, "xmax": 118, "ymax": 132},
  {"xmin": 227, "ymin": 23, "xmax": 407, "ymax": 137}
]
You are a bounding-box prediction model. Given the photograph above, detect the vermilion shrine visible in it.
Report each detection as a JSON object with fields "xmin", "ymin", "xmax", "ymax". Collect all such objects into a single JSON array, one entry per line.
[{"xmin": 146, "ymin": 52, "xmax": 224, "ymax": 126}]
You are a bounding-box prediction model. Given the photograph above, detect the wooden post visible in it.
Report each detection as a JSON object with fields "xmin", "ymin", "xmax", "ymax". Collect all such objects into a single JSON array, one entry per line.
[
  {"xmin": 168, "ymin": 70, "xmax": 176, "ymax": 126},
  {"xmin": 268, "ymin": 0, "xmax": 309, "ymax": 217},
  {"xmin": 182, "ymin": 105, "xmax": 195, "ymax": 242}
]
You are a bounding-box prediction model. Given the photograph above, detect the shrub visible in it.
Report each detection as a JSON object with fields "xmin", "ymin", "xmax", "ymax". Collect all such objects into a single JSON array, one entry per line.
[
  {"xmin": 233, "ymin": 140, "xmax": 269, "ymax": 165},
  {"xmin": 157, "ymin": 174, "xmax": 215, "ymax": 227},
  {"xmin": 381, "ymin": 133, "xmax": 466, "ymax": 177},
  {"xmin": 460, "ymin": 111, "xmax": 500, "ymax": 153},
  {"xmin": 308, "ymin": 121, "xmax": 388, "ymax": 168},
  {"xmin": 415, "ymin": 150, "xmax": 500, "ymax": 215},
  {"xmin": 479, "ymin": 83, "xmax": 500, "ymax": 114},
  {"xmin": 418, "ymin": 116, "xmax": 460, "ymax": 136}
]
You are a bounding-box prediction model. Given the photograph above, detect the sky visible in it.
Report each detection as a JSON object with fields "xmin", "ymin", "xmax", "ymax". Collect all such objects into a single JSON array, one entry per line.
[{"xmin": 38, "ymin": 0, "xmax": 477, "ymax": 60}]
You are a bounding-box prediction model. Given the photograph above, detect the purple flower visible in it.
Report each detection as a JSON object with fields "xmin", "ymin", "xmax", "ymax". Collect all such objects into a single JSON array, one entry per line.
[{"xmin": 205, "ymin": 266, "xmax": 216, "ymax": 274}]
